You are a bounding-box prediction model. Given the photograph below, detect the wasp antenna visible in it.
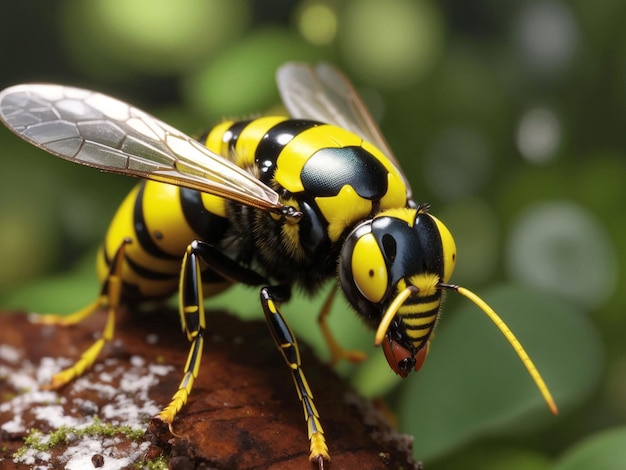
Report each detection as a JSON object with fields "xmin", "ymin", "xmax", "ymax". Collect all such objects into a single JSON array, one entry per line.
[
  {"xmin": 374, "ymin": 286, "xmax": 417, "ymax": 346},
  {"xmin": 440, "ymin": 283, "xmax": 558, "ymax": 415}
]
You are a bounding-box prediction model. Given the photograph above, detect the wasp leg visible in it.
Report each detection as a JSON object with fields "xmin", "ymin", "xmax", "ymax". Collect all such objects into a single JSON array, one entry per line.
[
  {"xmin": 34, "ymin": 298, "xmax": 102, "ymax": 326},
  {"xmin": 158, "ymin": 242, "xmax": 206, "ymax": 427},
  {"xmin": 318, "ymin": 285, "xmax": 367, "ymax": 365},
  {"xmin": 260, "ymin": 286, "xmax": 330, "ymax": 465},
  {"xmin": 42, "ymin": 239, "xmax": 130, "ymax": 390},
  {"xmin": 158, "ymin": 240, "xmax": 268, "ymax": 427}
]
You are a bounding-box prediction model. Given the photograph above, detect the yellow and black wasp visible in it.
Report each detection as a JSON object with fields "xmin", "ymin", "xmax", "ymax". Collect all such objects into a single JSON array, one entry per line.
[{"xmin": 0, "ymin": 63, "xmax": 557, "ymax": 466}]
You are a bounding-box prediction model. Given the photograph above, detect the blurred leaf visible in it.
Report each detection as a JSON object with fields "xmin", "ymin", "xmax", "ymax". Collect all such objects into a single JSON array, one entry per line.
[
  {"xmin": 182, "ymin": 28, "xmax": 324, "ymax": 120},
  {"xmin": 350, "ymin": 341, "xmax": 401, "ymax": 398},
  {"xmin": 3, "ymin": 252, "xmax": 99, "ymax": 314},
  {"xmin": 398, "ymin": 284, "xmax": 604, "ymax": 461},
  {"xmin": 552, "ymin": 427, "xmax": 626, "ymax": 470},
  {"xmin": 61, "ymin": 0, "xmax": 250, "ymax": 76},
  {"xmin": 436, "ymin": 198, "xmax": 500, "ymax": 287},
  {"xmin": 432, "ymin": 445, "xmax": 551, "ymax": 470},
  {"xmin": 339, "ymin": 0, "xmax": 444, "ymax": 88}
]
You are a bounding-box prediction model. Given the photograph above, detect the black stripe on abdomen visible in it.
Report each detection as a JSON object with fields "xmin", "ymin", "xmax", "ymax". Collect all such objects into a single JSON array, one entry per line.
[{"xmin": 179, "ymin": 187, "xmax": 229, "ymax": 245}]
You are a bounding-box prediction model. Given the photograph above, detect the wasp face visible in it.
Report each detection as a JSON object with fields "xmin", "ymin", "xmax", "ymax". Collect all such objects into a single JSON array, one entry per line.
[{"xmin": 339, "ymin": 206, "xmax": 457, "ymax": 376}]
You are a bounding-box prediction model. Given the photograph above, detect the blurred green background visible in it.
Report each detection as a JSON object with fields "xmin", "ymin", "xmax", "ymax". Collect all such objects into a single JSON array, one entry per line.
[{"xmin": 1, "ymin": 0, "xmax": 625, "ymax": 468}]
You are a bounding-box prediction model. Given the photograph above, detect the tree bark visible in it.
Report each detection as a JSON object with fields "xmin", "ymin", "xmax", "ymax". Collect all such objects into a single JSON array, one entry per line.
[{"xmin": 0, "ymin": 308, "xmax": 420, "ymax": 469}]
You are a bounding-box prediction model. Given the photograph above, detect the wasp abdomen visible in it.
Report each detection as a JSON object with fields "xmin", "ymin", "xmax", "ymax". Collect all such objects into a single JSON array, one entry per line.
[{"xmin": 98, "ymin": 180, "xmax": 232, "ymax": 302}]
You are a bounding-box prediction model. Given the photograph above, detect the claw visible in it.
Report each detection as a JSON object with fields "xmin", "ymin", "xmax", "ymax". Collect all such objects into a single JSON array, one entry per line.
[{"xmin": 312, "ymin": 454, "xmax": 327, "ymax": 470}]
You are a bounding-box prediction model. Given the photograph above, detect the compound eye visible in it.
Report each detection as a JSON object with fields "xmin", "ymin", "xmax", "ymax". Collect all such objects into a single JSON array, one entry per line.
[
  {"xmin": 351, "ymin": 232, "xmax": 388, "ymax": 303},
  {"xmin": 429, "ymin": 214, "xmax": 457, "ymax": 283}
]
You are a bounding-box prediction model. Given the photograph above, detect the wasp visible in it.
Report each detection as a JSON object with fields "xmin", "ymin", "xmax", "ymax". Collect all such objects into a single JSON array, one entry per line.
[{"xmin": 0, "ymin": 63, "xmax": 557, "ymax": 467}]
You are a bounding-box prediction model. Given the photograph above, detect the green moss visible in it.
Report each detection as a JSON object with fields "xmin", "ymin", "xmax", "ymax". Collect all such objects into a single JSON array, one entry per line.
[
  {"xmin": 13, "ymin": 417, "xmax": 145, "ymax": 458},
  {"xmin": 138, "ymin": 455, "xmax": 169, "ymax": 470},
  {"xmin": 1, "ymin": 391, "xmax": 17, "ymax": 402}
]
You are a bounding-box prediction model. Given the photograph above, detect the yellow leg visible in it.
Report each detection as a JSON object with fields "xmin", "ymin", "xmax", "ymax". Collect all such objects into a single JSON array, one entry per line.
[
  {"xmin": 318, "ymin": 285, "xmax": 367, "ymax": 365},
  {"xmin": 41, "ymin": 239, "xmax": 129, "ymax": 390},
  {"xmin": 43, "ymin": 308, "xmax": 116, "ymax": 389},
  {"xmin": 156, "ymin": 238, "xmax": 263, "ymax": 428},
  {"xmin": 34, "ymin": 298, "xmax": 103, "ymax": 326},
  {"xmin": 261, "ymin": 286, "xmax": 330, "ymax": 465},
  {"xmin": 158, "ymin": 242, "xmax": 206, "ymax": 427}
]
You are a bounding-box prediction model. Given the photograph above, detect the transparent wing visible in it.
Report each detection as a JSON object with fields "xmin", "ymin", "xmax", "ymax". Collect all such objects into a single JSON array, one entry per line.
[
  {"xmin": 0, "ymin": 84, "xmax": 284, "ymax": 212},
  {"xmin": 276, "ymin": 62, "xmax": 412, "ymax": 198}
]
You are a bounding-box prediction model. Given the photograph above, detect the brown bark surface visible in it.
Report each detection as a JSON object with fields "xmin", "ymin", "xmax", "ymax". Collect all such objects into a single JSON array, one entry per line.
[{"xmin": 0, "ymin": 308, "xmax": 420, "ymax": 469}]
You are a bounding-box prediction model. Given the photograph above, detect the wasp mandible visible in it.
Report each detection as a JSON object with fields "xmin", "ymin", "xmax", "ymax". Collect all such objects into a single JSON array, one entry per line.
[{"xmin": 0, "ymin": 63, "xmax": 557, "ymax": 467}]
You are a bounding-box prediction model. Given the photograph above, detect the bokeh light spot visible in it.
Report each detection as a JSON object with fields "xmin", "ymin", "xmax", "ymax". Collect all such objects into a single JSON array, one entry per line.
[
  {"xmin": 297, "ymin": 1, "xmax": 338, "ymax": 46},
  {"xmin": 62, "ymin": 0, "xmax": 250, "ymax": 75},
  {"xmin": 515, "ymin": 0, "xmax": 578, "ymax": 73},
  {"xmin": 506, "ymin": 201, "xmax": 617, "ymax": 310},
  {"xmin": 339, "ymin": 0, "xmax": 444, "ymax": 88},
  {"xmin": 516, "ymin": 107, "xmax": 561, "ymax": 163},
  {"xmin": 183, "ymin": 29, "xmax": 321, "ymax": 120}
]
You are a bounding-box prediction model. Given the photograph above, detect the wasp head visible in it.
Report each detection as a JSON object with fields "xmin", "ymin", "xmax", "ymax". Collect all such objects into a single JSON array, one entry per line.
[{"xmin": 339, "ymin": 206, "xmax": 456, "ymax": 376}]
